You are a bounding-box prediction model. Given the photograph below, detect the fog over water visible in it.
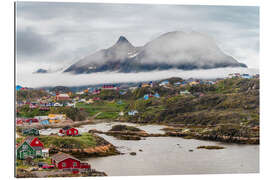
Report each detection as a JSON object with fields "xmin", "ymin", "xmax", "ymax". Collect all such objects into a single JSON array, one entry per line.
[{"xmin": 16, "ymin": 67, "xmax": 259, "ymax": 88}]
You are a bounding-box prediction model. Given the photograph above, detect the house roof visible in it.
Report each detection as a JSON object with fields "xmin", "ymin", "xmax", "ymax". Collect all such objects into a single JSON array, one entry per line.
[
  {"xmin": 24, "ymin": 136, "xmax": 36, "ymax": 144},
  {"xmin": 58, "ymin": 94, "xmax": 69, "ymax": 97},
  {"xmin": 62, "ymin": 126, "xmax": 71, "ymax": 130},
  {"xmin": 16, "ymin": 137, "xmax": 34, "ymax": 151},
  {"xmin": 51, "ymin": 152, "xmax": 81, "ymax": 163}
]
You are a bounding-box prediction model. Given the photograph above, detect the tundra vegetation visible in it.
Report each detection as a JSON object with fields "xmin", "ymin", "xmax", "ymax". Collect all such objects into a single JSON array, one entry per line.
[{"xmin": 16, "ymin": 77, "xmax": 259, "ymax": 145}]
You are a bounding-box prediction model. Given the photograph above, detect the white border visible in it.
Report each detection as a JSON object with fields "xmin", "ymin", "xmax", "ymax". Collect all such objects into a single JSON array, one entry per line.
[{"xmin": 1, "ymin": 0, "xmax": 269, "ymax": 180}]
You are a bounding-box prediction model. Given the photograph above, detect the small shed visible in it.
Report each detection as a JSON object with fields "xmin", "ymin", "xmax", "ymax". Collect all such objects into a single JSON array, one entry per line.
[
  {"xmin": 42, "ymin": 148, "xmax": 50, "ymax": 158},
  {"xmin": 23, "ymin": 128, "xmax": 40, "ymax": 136},
  {"xmin": 128, "ymin": 110, "xmax": 138, "ymax": 116}
]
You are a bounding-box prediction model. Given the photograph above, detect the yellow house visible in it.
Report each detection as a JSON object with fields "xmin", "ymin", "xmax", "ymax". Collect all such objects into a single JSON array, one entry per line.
[
  {"xmin": 68, "ymin": 92, "xmax": 73, "ymax": 96},
  {"xmin": 86, "ymin": 99, "xmax": 94, "ymax": 104},
  {"xmin": 48, "ymin": 114, "xmax": 66, "ymax": 120},
  {"xmin": 189, "ymin": 81, "xmax": 199, "ymax": 86},
  {"xmin": 49, "ymin": 119, "xmax": 61, "ymax": 123}
]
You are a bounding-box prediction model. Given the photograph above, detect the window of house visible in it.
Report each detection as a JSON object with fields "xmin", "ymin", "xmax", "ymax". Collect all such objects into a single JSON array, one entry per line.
[
  {"xmin": 62, "ymin": 162, "xmax": 66, "ymax": 167},
  {"xmin": 73, "ymin": 162, "xmax": 77, "ymax": 166},
  {"xmin": 35, "ymin": 141, "xmax": 39, "ymax": 144},
  {"xmin": 22, "ymin": 145, "xmax": 27, "ymax": 150}
]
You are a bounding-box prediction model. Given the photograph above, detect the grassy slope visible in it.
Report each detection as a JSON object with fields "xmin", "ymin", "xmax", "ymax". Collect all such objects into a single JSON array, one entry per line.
[
  {"xmin": 76, "ymin": 100, "xmax": 128, "ymax": 119},
  {"xmin": 17, "ymin": 133, "xmax": 97, "ymax": 149},
  {"xmin": 125, "ymin": 78, "xmax": 259, "ymax": 126}
]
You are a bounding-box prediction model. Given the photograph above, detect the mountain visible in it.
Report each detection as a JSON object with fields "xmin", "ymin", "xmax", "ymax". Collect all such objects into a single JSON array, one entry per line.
[
  {"xmin": 33, "ymin": 68, "xmax": 48, "ymax": 74},
  {"xmin": 64, "ymin": 31, "xmax": 247, "ymax": 74},
  {"xmin": 33, "ymin": 67, "xmax": 66, "ymax": 74},
  {"xmin": 50, "ymin": 86, "xmax": 71, "ymax": 93}
]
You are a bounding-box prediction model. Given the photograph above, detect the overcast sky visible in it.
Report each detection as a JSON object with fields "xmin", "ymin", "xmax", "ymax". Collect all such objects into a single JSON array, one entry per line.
[
  {"xmin": 15, "ymin": 2, "xmax": 259, "ymax": 87},
  {"xmin": 16, "ymin": 2, "xmax": 259, "ymax": 70}
]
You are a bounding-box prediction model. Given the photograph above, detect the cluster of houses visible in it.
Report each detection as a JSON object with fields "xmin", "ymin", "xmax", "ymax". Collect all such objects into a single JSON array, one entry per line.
[
  {"xmin": 16, "ymin": 126, "xmax": 91, "ymax": 173},
  {"xmin": 17, "ymin": 98, "xmax": 75, "ymax": 109},
  {"xmin": 157, "ymin": 79, "xmax": 216, "ymax": 88},
  {"xmin": 16, "ymin": 85, "xmax": 29, "ymax": 91},
  {"xmin": 16, "ymin": 114, "xmax": 67, "ymax": 125},
  {"xmin": 228, "ymin": 73, "xmax": 259, "ymax": 79},
  {"xmin": 75, "ymin": 84, "xmax": 120, "ymax": 96}
]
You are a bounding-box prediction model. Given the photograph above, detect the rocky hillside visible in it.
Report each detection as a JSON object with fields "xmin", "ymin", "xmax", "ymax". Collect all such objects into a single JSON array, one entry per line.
[{"xmin": 125, "ymin": 78, "xmax": 259, "ymax": 127}]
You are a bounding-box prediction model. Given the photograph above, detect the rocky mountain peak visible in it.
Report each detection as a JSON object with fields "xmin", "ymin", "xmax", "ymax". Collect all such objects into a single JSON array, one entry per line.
[{"xmin": 116, "ymin": 36, "xmax": 129, "ymax": 44}]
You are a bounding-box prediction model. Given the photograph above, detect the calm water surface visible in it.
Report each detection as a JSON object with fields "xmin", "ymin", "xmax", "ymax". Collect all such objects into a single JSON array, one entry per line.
[{"xmin": 40, "ymin": 122, "xmax": 259, "ymax": 176}]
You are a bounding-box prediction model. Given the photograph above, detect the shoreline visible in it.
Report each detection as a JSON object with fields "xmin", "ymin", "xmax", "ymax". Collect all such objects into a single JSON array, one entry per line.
[{"xmin": 17, "ymin": 118, "xmax": 259, "ymax": 145}]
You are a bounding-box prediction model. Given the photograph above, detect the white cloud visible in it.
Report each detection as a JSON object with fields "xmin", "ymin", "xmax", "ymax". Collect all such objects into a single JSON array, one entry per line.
[
  {"xmin": 16, "ymin": 2, "xmax": 259, "ymax": 69},
  {"xmin": 16, "ymin": 67, "xmax": 259, "ymax": 88}
]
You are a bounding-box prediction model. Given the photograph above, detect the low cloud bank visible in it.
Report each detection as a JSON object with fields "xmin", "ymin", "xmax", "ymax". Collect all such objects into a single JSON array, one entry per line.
[{"xmin": 16, "ymin": 67, "xmax": 259, "ymax": 88}]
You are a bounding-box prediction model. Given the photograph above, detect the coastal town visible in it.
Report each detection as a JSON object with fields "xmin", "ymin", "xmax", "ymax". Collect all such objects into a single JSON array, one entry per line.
[{"xmin": 15, "ymin": 73, "xmax": 259, "ymax": 177}]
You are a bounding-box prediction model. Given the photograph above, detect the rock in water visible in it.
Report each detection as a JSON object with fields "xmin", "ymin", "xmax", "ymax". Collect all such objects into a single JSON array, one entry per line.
[{"xmin": 130, "ymin": 152, "xmax": 137, "ymax": 156}]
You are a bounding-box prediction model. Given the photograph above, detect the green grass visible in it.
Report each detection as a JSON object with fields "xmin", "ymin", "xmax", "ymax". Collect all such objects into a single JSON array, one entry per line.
[
  {"xmin": 16, "ymin": 159, "xmax": 31, "ymax": 169},
  {"xmin": 76, "ymin": 100, "xmax": 129, "ymax": 119},
  {"xmin": 95, "ymin": 112, "xmax": 119, "ymax": 119},
  {"xmin": 38, "ymin": 133, "xmax": 96, "ymax": 149},
  {"xmin": 16, "ymin": 137, "xmax": 23, "ymax": 144},
  {"xmin": 16, "ymin": 157, "xmax": 51, "ymax": 169}
]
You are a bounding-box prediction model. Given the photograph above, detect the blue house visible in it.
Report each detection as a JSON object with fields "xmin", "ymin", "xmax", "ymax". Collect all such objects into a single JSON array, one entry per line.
[
  {"xmin": 40, "ymin": 120, "xmax": 50, "ymax": 125},
  {"xmin": 241, "ymin": 74, "xmax": 252, "ymax": 79},
  {"xmin": 16, "ymin": 85, "xmax": 22, "ymax": 91},
  {"xmin": 144, "ymin": 94, "xmax": 149, "ymax": 100},
  {"xmin": 154, "ymin": 93, "xmax": 160, "ymax": 98}
]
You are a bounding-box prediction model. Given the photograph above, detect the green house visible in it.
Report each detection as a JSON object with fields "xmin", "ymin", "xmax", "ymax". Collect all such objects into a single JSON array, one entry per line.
[
  {"xmin": 22, "ymin": 128, "xmax": 39, "ymax": 136},
  {"xmin": 16, "ymin": 141, "xmax": 36, "ymax": 160},
  {"xmin": 16, "ymin": 137, "xmax": 43, "ymax": 160}
]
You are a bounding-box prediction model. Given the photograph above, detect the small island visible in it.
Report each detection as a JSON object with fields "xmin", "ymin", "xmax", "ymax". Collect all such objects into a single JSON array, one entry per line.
[{"xmin": 197, "ymin": 145, "xmax": 225, "ymax": 150}]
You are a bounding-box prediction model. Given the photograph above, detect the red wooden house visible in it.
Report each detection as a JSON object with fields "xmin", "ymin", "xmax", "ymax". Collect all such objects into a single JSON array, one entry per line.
[
  {"xmin": 51, "ymin": 152, "xmax": 81, "ymax": 169},
  {"xmin": 56, "ymin": 94, "xmax": 71, "ymax": 101},
  {"xmin": 39, "ymin": 107, "xmax": 50, "ymax": 111},
  {"xmin": 93, "ymin": 97, "xmax": 100, "ymax": 101},
  {"xmin": 59, "ymin": 126, "xmax": 79, "ymax": 136},
  {"xmin": 25, "ymin": 118, "xmax": 39, "ymax": 123},
  {"xmin": 92, "ymin": 89, "xmax": 101, "ymax": 95},
  {"xmin": 51, "ymin": 152, "xmax": 91, "ymax": 170},
  {"xmin": 16, "ymin": 119, "xmax": 23, "ymax": 124},
  {"xmin": 25, "ymin": 136, "xmax": 44, "ymax": 148},
  {"xmin": 29, "ymin": 104, "xmax": 39, "ymax": 109}
]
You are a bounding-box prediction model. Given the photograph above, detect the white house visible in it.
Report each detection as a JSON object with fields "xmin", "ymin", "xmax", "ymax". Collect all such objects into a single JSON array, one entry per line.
[{"xmin": 54, "ymin": 103, "xmax": 63, "ymax": 107}]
